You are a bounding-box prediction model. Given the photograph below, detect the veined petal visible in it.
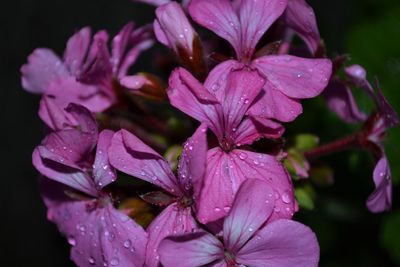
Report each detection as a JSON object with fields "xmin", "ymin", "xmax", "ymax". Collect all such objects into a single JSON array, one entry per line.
[
  {"xmin": 158, "ymin": 230, "xmax": 224, "ymax": 267},
  {"xmin": 367, "ymin": 157, "xmax": 392, "ymax": 213},
  {"xmin": 282, "ymin": 0, "xmax": 321, "ymax": 54},
  {"xmin": 93, "ymin": 130, "xmax": 117, "ymax": 190},
  {"xmin": 238, "ymin": 0, "xmax": 288, "ymax": 60},
  {"xmin": 253, "ymin": 55, "xmax": 332, "ymax": 98},
  {"xmin": 178, "ymin": 124, "xmax": 208, "ymax": 196},
  {"xmin": 111, "ymin": 22, "xmax": 135, "ymax": 74},
  {"xmin": 63, "ymin": 27, "xmax": 92, "ymax": 75},
  {"xmin": 21, "ymin": 48, "xmax": 69, "ymax": 94},
  {"xmin": 248, "ymin": 83, "xmax": 303, "ymax": 122},
  {"xmin": 237, "ymin": 219, "xmax": 319, "ymax": 267},
  {"xmin": 108, "ymin": 130, "xmax": 180, "ymax": 195},
  {"xmin": 168, "ymin": 67, "xmax": 224, "ymax": 137},
  {"xmin": 146, "ymin": 204, "xmax": 198, "ymax": 267},
  {"xmin": 189, "ymin": 0, "xmax": 242, "ymax": 57},
  {"xmin": 223, "ymin": 179, "xmax": 275, "ymax": 252}
]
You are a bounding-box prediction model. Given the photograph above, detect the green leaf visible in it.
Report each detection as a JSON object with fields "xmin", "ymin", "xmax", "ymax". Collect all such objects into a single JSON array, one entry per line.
[
  {"xmin": 293, "ymin": 134, "xmax": 320, "ymax": 151},
  {"xmin": 295, "ymin": 186, "xmax": 315, "ymax": 210}
]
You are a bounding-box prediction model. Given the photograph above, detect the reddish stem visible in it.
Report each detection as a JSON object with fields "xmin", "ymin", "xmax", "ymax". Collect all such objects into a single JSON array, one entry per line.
[{"xmin": 304, "ymin": 133, "xmax": 360, "ymax": 159}]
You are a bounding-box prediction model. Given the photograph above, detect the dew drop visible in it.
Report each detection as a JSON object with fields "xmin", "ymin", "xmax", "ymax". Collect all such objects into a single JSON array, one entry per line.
[
  {"xmin": 68, "ymin": 237, "xmax": 76, "ymax": 246},
  {"xmin": 123, "ymin": 240, "xmax": 132, "ymax": 249},
  {"xmin": 281, "ymin": 190, "xmax": 292, "ymax": 204},
  {"xmin": 214, "ymin": 207, "xmax": 221, "ymax": 212},
  {"xmin": 88, "ymin": 257, "xmax": 95, "ymax": 265},
  {"xmin": 110, "ymin": 257, "xmax": 119, "ymax": 266}
]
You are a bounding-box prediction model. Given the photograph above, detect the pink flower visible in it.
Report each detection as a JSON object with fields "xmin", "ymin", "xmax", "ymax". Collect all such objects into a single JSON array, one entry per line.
[
  {"xmin": 188, "ymin": 0, "xmax": 332, "ymax": 122},
  {"xmin": 32, "ymin": 104, "xmax": 147, "ymax": 267},
  {"xmin": 108, "ymin": 124, "xmax": 208, "ymax": 266},
  {"xmin": 21, "ymin": 23, "xmax": 153, "ymax": 113},
  {"xmin": 168, "ymin": 66, "xmax": 295, "ymax": 224},
  {"xmin": 158, "ymin": 179, "xmax": 319, "ymax": 267},
  {"xmin": 367, "ymin": 157, "xmax": 392, "ymax": 213}
]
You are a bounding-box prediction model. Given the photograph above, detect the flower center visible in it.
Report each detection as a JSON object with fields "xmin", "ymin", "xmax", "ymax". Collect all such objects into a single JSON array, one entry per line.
[
  {"xmin": 224, "ymin": 250, "xmax": 237, "ymax": 266},
  {"xmin": 179, "ymin": 195, "xmax": 194, "ymax": 208},
  {"xmin": 220, "ymin": 136, "xmax": 235, "ymax": 152}
]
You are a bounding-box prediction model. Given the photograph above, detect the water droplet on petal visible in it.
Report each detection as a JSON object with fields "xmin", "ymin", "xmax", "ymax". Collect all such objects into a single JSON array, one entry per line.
[
  {"xmin": 88, "ymin": 257, "xmax": 95, "ymax": 265},
  {"xmin": 281, "ymin": 190, "xmax": 292, "ymax": 204},
  {"xmin": 123, "ymin": 240, "xmax": 132, "ymax": 249},
  {"xmin": 68, "ymin": 237, "xmax": 76, "ymax": 246},
  {"xmin": 110, "ymin": 257, "xmax": 119, "ymax": 266}
]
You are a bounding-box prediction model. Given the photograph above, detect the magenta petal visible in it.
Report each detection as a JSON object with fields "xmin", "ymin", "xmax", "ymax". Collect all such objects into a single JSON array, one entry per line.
[
  {"xmin": 237, "ymin": 219, "xmax": 319, "ymax": 267},
  {"xmin": 120, "ymin": 75, "xmax": 148, "ymax": 90},
  {"xmin": 38, "ymin": 96, "xmax": 77, "ymax": 131},
  {"xmin": 93, "ymin": 130, "xmax": 117, "ymax": 189},
  {"xmin": 322, "ymin": 79, "xmax": 367, "ymax": 123},
  {"xmin": 248, "ymin": 84, "xmax": 303, "ymax": 122},
  {"xmin": 146, "ymin": 204, "xmax": 198, "ymax": 267},
  {"xmin": 168, "ymin": 67, "xmax": 224, "ymax": 137},
  {"xmin": 282, "ymin": 0, "xmax": 321, "ymax": 53},
  {"xmin": 63, "ymin": 27, "xmax": 92, "ymax": 75},
  {"xmin": 178, "ymin": 124, "xmax": 208, "ymax": 196},
  {"xmin": 65, "ymin": 103, "xmax": 98, "ymax": 142},
  {"xmin": 233, "ymin": 117, "xmax": 284, "ymax": 146},
  {"xmin": 253, "ymin": 55, "xmax": 332, "ymax": 98},
  {"xmin": 158, "ymin": 230, "xmax": 224, "ymax": 267},
  {"xmin": 197, "ymin": 148, "xmax": 295, "ymax": 224},
  {"xmin": 155, "ymin": 2, "xmax": 197, "ymax": 54},
  {"xmin": 189, "ymin": 0, "xmax": 242, "ymax": 57},
  {"xmin": 108, "ymin": 130, "xmax": 180, "ymax": 195},
  {"xmin": 223, "ymin": 179, "xmax": 275, "ymax": 252},
  {"xmin": 222, "ymin": 69, "xmax": 265, "ymax": 134},
  {"xmin": 21, "ymin": 48, "xmax": 69, "ymax": 94},
  {"xmin": 111, "ymin": 22, "xmax": 135, "ymax": 74},
  {"xmin": 367, "ymin": 157, "xmax": 392, "ymax": 213},
  {"xmin": 238, "ymin": 0, "xmax": 288, "ymax": 59}
]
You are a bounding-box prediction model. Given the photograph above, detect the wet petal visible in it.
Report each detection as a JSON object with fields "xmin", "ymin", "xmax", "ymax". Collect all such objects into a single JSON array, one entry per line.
[
  {"xmin": 21, "ymin": 48, "xmax": 69, "ymax": 94},
  {"xmin": 38, "ymin": 96, "xmax": 77, "ymax": 131},
  {"xmin": 237, "ymin": 219, "xmax": 319, "ymax": 267},
  {"xmin": 367, "ymin": 157, "xmax": 392, "ymax": 213},
  {"xmin": 108, "ymin": 130, "xmax": 180, "ymax": 195},
  {"xmin": 93, "ymin": 130, "xmax": 117, "ymax": 190},
  {"xmin": 146, "ymin": 204, "xmax": 198, "ymax": 267},
  {"xmin": 159, "ymin": 230, "xmax": 223, "ymax": 267},
  {"xmin": 63, "ymin": 27, "xmax": 92, "ymax": 74},
  {"xmin": 223, "ymin": 179, "xmax": 275, "ymax": 252}
]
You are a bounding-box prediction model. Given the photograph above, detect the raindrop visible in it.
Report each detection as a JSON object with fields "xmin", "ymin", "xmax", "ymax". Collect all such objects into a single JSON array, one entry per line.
[
  {"xmin": 123, "ymin": 240, "xmax": 132, "ymax": 249},
  {"xmin": 214, "ymin": 207, "xmax": 221, "ymax": 212},
  {"xmin": 110, "ymin": 258, "xmax": 119, "ymax": 266},
  {"xmin": 239, "ymin": 153, "xmax": 247, "ymax": 160},
  {"xmin": 68, "ymin": 237, "xmax": 76, "ymax": 246},
  {"xmin": 223, "ymin": 206, "xmax": 231, "ymax": 212},
  {"xmin": 281, "ymin": 191, "xmax": 292, "ymax": 204},
  {"xmin": 248, "ymin": 227, "xmax": 254, "ymax": 232},
  {"xmin": 88, "ymin": 257, "xmax": 95, "ymax": 265}
]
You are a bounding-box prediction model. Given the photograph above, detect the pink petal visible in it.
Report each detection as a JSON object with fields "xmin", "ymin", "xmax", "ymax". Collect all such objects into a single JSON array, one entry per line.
[
  {"xmin": 108, "ymin": 130, "xmax": 180, "ymax": 195},
  {"xmin": 282, "ymin": 0, "xmax": 321, "ymax": 53},
  {"xmin": 133, "ymin": 0, "xmax": 170, "ymax": 6},
  {"xmin": 120, "ymin": 75, "xmax": 148, "ymax": 90},
  {"xmin": 93, "ymin": 130, "xmax": 117, "ymax": 190},
  {"xmin": 111, "ymin": 22, "xmax": 135, "ymax": 74},
  {"xmin": 248, "ymin": 83, "xmax": 303, "ymax": 122},
  {"xmin": 155, "ymin": 2, "xmax": 196, "ymax": 54},
  {"xmin": 63, "ymin": 27, "xmax": 92, "ymax": 75},
  {"xmin": 38, "ymin": 96, "xmax": 77, "ymax": 131},
  {"xmin": 196, "ymin": 148, "xmax": 295, "ymax": 224},
  {"xmin": 158, "ymin": 230, "xmax": 224, "ymax": 267},
  {"xmin": 238, "ymin": 0, "xmax": 288, "ymax": 60},
  {"xmin": 178, "ymin": 124, "xmax": 208, "ymax": 196},
  {"xmin": 237, "ymin": 219, "xmax": 319, "ymax": 267},
  {"xmin": 253, "ymin": 55, "xmax": 332, "ymax": 99},
  {"xmin": 223, "ymin": 179, "xmax": 275, "ymax": 252},
  {"xmin": 21, "ymin": 48, "xmax": 69, "ymax": 94},
  {"xmin": 65, "ymin": 103, "xmax": 98, "ymax": 141},
  {"xmin": 233, "ymin": 116, "xmax": 284, "ymax": 147},
  {"xmin": 168, "ymin": 67, "xmax": 224, "ymax": 137},
  {"xmin": 189, "ymin": 0, "xmax": 242, "ymax": 57},
  {"xmin": 146, "ymin": 204, "xmax": 198, "ymax": 267},
  {"xmin": 322, "ymin": 78, "xmax": 367, "ymax": 123},
  {"xmin": 367, "ymin": 157, "xmax": 392, "ymax": 213},
  {"xmin": 221, "ymin": 69, "xmax": 265, "ymax": 135}
]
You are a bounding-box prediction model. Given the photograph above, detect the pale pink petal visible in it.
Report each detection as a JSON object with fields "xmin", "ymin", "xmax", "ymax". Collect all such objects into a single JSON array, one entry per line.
[
  {"xmin": 221, "ymin": 69, "xmax": 265, "ymax": 135},
  {"xmin": 108, "ymin": 130, "xmax": 180, "ymax": 195},
  {"xmin": 237, "ymin": 219, "xmax": 319, "ymax": 267},
  {"xmin": 282, "ymin": 0, "xmax": 321, "ymax": 53},
  {"xmin": 93, "ymin": 130, "xmax": 117, "ymax": 190},
  {"xmin": 21, "ymin": 48, "xmax": 69, "ymax": 94},
  {"xmin": 63, "ymin": 27, "xmax": 92, "ymax": 75},
  {"xmin": 367, "ymin": 157, "xmax": 392, "ymax": 213},
  {"xmin": 223, "ymin": 179, "xmax": 275, "ymax": 252},
  {"xmin": 233, "ymin": 116, "xmax": 284, "ymax": 146},
  {"xmin": 248, "ymin": 84, "xmax": 303, "ymax": 122},
  {"xmin": 146, "ymin": 204, "xmax": 198, "ymax": 267},
  {"xmin": 120, "ymin": 75, "xmax": 148, "ymax": 90},
  {"xmin": 38, "ymin": 96, "xmax": 77, "ymax": 131},
  {"xmin": 158, "ymin": 230, "xmax": 223, "ymax": 267},
  {"xmin": 155, "ymin": 2, "xmax": 196, "ymax": 54},
  {"xmin": 189, "ymin": 0, "xmax": 242, "ymax": 57},
  {"xmin": 196, "ymin": 148, "xmax": 295, "ymax": 224},
  {"xmin": 168, "ymin": 68, "xmax": 224, "ymax": 137},
  {"xmin": 178, "ymin": 124, "xmax": 208, "ymax": 196},
  {"xmin": 238, "ymin": 0, "xmax": 288, "ymax": 60},
  {"xmin": 322, "ymin": 79, "xmax": 367, "ymax": 123},
  {"xmin": 253, "ymin": 55, "xmax": 332, "ymax": 98}
]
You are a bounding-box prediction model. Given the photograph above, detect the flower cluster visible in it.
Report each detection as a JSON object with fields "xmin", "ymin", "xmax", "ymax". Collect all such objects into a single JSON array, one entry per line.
[{"xmin": 20, "ymin": 0, "xmax": 397, "ymax": 266}]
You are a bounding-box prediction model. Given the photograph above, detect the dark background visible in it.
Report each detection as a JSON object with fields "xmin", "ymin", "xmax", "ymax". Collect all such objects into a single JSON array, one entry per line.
[{"xmin": 1, "ymin": 0, "xmax": 399, "ymax": 266}]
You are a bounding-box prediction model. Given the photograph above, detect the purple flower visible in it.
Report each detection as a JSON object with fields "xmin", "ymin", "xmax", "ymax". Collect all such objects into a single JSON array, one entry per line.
[
  {"xmin": 21, "ymin": 23, "xmax": 153, "ymax": 113},
  {"xmin": 367, "ymin": 157, "xmax": 392, "ymax": 213},
  {"xmin": 32, "ymin": 104, "xmax": 147, "ymax": 266},
  {"xmin": 108, "ymin": 124, "xmax": 208, "ymax": 266},
  {"xmin": 158, "ymin": 179, "xmax": 319, "ymax": 267},
  {"xmin": 188, "ymin": 0, "xmax": 332, "ymax": 122},
  {"xmin": 167, "ymin": 66, "xmax": 295, "ymax": 224}
]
